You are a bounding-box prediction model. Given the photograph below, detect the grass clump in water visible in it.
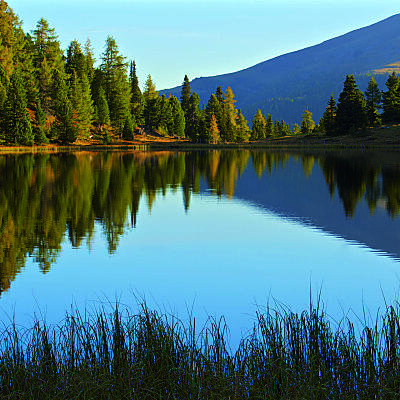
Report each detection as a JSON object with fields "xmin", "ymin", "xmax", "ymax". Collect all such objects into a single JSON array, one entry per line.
[{"xmin": 1, "ymin": 301, "xmax": 400, "ymax": 398}]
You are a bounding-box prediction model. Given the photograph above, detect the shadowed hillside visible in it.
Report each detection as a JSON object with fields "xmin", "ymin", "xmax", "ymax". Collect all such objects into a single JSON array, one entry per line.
[{"xmin": 161, "ymin": 14, "xmax": 400, "ymax": 125}]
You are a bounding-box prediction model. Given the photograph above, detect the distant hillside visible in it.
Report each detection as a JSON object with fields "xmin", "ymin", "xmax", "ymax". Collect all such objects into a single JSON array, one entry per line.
[{"xmin": 161, "ymin": 14, "xmax": 400, "ymax": 125}]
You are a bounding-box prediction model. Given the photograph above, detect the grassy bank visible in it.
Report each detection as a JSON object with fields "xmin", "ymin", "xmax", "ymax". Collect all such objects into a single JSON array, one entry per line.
[
  {"xmin": 1, "ymin": 302, "xmax": 400, "ymax": 399},
  {"xmin": 1, "ymin": 125, "xmax": 400, "ymax": 153}
]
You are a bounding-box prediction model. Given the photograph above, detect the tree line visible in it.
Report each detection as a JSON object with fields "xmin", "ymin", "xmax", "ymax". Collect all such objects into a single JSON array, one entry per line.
[{"xmin": 1, "ymin": 1, "xmax": 399, "ymax": 145}]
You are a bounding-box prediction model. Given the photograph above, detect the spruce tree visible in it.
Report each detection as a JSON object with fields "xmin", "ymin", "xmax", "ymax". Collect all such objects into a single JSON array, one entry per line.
[
  {"xmin": 321, "ymin": 95, "xmax": 336, "ymax": 135},
  {"xmin": 251, "ymin": 109, "xmax": 266, "ymax": 140},
  {"xmin": 143, "ymin": 75, "xmax": 159, "ymax": 129},
  {"xmin": 129, "ymin": 61, "xmax": 144, "ymax": 125},
  {"xmin": 335, "ymin": 74, "xmax": 367, "ymax": 134},
  {"xmin": 365, "ymin": 77, "xmax": 382, "ymax": 126},
  {"xmin": 381, "ymin": 72, "xmax": 400, "ymax": 124},
  {"xmin": 3, "ymin": 67, "xmax": 34, "ymax": 145}
]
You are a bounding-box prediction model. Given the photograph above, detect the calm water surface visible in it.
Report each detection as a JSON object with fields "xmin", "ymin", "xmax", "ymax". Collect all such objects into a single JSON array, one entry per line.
[{"xmin": 1, "ymin": 150, "xmax": 400, "ymax": 344}]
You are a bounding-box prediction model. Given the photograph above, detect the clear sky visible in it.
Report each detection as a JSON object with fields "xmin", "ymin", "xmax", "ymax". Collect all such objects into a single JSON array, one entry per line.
[{"xmin": 11, "ymin": 0, "xmax": 400, "ymax": 90}]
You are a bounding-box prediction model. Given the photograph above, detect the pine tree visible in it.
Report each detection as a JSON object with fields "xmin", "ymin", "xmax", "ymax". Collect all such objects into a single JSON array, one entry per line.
[
  {"xmin": 335, "ymin": 74, "xmax": 367, "ymax": 134},
  {"xmin": 365, "ymin": 77, "xmax": 382, "ymax": 126},
  {"xmin": 84, "ymin": 38, "xmax": 95, "ymax": 84},
  {"xmin": 236, "ymin": 109, "xmax": 250, "ymax": 142},
  {"xmin": 129, "ymin": 61, "xmax": 144, "ymax": 125},
  {"xmin": 205, "ymin": 94, "xmax": 222, "ymax": 135},
  {"xmin": 32, "ymin": 18, "xmax": 65, "ymax": 114},
  {"xmin": 281, "ymin": 120, "xmax": 291, "ymax": 136},
  {"xmin": 169, "ymin": 95, "xmax": 185, "ymax": 137},
  {"xmin": 265, "ymin": 113, "xmax": 274, "ymax": 136},
  {"xmin": 292, "ymin": 123, "xmax": 301, "ymax": 135},
  {"xmin": 52, "ymin": 69, "xmax": 76, "ymax": 143},
  {"xmin": 122, "ymin": 114, "xmax": 134, "ymax": 140},
  {"xmin": 180, "ymin": 75, "xmax": 191, "ymax": 115},
  {"xmin": 33, "ymin": 99, "xmax": 48, "ymax": 143},
  {"xmin": 186, "ymin": 92, "xmax": 202, "ymax": 141},
  {"xmin": 70, "ymin": 71, "xmax": 93, "ymax": 139},
  {"xmin": 3, "ymin": 67, "xmax": 34, "ymax": 145},
  {"xmin": 95, "ymin": 86, "xmax": 110, "ymax": 127},
  {"xmin": 100, "ymin": 36, "xmax": 130, "ymax": 136},
  {"xmin": 321, "ymin": 94, "xmax": 336, "ymax": 135},
  {"xmin": 251, "ymin": 109, "xmax": 266, "ymax": 140},
  {"xmin": 381, "ymin": 72, "xmax": 400, "ymax": 124},
  {"xmin": 143, "ymin": 75, "xmax": 159, "ymax": 129},
  {"xmin": 300, "ymin": 109, "xmax": 315, "ymax": 134}
]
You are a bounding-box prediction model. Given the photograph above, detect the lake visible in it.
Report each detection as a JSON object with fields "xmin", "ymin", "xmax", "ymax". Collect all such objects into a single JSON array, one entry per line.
[{"xmin": 1, "ymin": 149, "xmax": 400, "ymax": 346}]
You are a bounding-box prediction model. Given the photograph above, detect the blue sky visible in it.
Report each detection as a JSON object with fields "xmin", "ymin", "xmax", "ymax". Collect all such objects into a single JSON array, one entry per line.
[{"xmin": 12, "ymin": 0, "xmax": 400, "ymax": 90}]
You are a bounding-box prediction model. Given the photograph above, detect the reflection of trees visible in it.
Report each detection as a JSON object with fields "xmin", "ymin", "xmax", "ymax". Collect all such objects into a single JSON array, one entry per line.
[
  {"xmin": 1, "ymin": 150, "xmax": 400, "ymax": 293},
  {"xmin": 319, "ymin": 153, "xmax": 400, "ymax": 218}
]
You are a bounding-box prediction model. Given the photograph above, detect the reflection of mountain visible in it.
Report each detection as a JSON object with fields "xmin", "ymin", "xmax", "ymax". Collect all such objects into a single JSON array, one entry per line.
[{"xmin": 232, "ymin": 154, "xmax": 400, "ymax": 260}]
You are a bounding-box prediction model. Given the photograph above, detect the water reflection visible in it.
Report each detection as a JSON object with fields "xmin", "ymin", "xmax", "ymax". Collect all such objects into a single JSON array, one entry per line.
[{"xmin": 1, "ymin": 150, "xmax": 400, "ymax": 293}]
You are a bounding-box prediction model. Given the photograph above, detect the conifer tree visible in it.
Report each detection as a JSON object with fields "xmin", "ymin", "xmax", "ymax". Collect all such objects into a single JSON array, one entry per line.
[
  {"xmin": 122, "ymin": 114, "xmax": 134, "ymax": 140},
  {"xmin": 157, "ymin": 94, "xmax": 173, "ymax": 134},
  {"xmin": 129, "ymin": 61, "xmax": 144, "ymax": 125},
  {"xmin": 100, "ymin": 36, "xmax": 130, "ymax": 136},
  {"xmin": 236, "ymin": 109, "xmax": 250, "ymax": 142},
  {"xmin": 32, "ymin": 18, "xmax": 65, "ymax": 114},
  {"xmin": 205, "ymin": 94, "xmax": 222, "ymax": 134},
  {"xmin": 143, "ymin": 74, "xmax": 159, "ymax": 129},
  {"xmin": 84, "ymin": 38, "xmax": 95, "ymax": 84},
  {"xmin": 280, "ymin": 120, "xmax": 291, "ymax": 135},
  {"xmin": 365, "ymin": 77, "xmax": 382, "ymax": 126},
  {"xmin": 169, "ymin": 95, "xmax": 185, "ymax": 137},
  {"xmin": 95, "ymin": 85, "xmax": 110, "ymax": 127},
  {"xmin": 274, "ymin": 120, "xmax": 280, "ymax": 136},
  {"xmin": 222, "ymin": 86, "xmax": 238, "ymax": 141},
  {"xmin": 186, "ymin": 92, "xmax": 202, "ymax": 141},
  {"xmin": 292, "ymin": 123, "xmax": 301, "ymax": 135},
  {"xmin": 321, "ymin": 94, "xmax": 336, "ymax": 135},
  {"xmin": 208, "ymin": 114, "xmax": 220, "ymax": 144},
  {"xmin": 33, "ymin": 99, "xmax": 48, "ymax": 143},
  {"xmin": 251, "ymin": 109, "xmax": 266, "ymax": 140},
  {"xmin": 300, "ymin": 109, "xmax": 315, "ymax": 134},
  {"xmin": 335, "ymin": 74, "xmax": 367, "ymax": 134},
  {"xmin": 265, "ymin": 113, "xmax": 274, "ymax": 136},
  {"xmin": 381, "ymin": 72, "xmax": 400, "ymax": 124},
  {"xmin": 216, "ymin": 86, "xmax": 224, "ymax": 104},
  {"xmin": 180, "ymin": 75, "xmax": 191, "ymax": 114},
  {"xmin": 52, "ymin": 69, "xmax": 76, "ymax": 143},
  {"xmin": 3, "ymin": 67, "xmax": 34, "ymax": 145}
]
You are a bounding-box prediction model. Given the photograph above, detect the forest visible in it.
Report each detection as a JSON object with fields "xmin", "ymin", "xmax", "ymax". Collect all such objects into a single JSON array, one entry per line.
[{"xmin": 1, "ymin": 1, "xmax": 400, "ymax": 146}]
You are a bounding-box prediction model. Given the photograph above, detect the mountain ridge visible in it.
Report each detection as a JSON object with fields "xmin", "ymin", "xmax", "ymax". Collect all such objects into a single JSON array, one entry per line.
[{"xmin": 161, "ymin": 14, "xmax": 400, "ymax": 125}]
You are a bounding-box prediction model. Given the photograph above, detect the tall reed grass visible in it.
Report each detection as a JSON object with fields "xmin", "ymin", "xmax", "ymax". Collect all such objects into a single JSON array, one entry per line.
[{"xmin": 1, "ymin": 301, "xmax": 400, "ymax": 399}]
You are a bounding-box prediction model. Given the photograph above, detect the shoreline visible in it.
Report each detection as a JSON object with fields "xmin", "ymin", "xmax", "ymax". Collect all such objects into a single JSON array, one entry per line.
[{"xmin": 1, "ymin": 125, "xmax": 400, "ymax": 152}]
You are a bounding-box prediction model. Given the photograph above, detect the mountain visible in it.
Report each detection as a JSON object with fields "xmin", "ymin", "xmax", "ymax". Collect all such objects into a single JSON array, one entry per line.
[{"xmin": 161, "ymin": 14, "xmax": 400, "ymax": 126}]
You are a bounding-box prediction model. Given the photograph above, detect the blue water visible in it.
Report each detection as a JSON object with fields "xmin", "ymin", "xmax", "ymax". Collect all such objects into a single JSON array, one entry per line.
[{"xmin": 0, "ymin": 150, "xmax": 400, "ymax": 346}]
